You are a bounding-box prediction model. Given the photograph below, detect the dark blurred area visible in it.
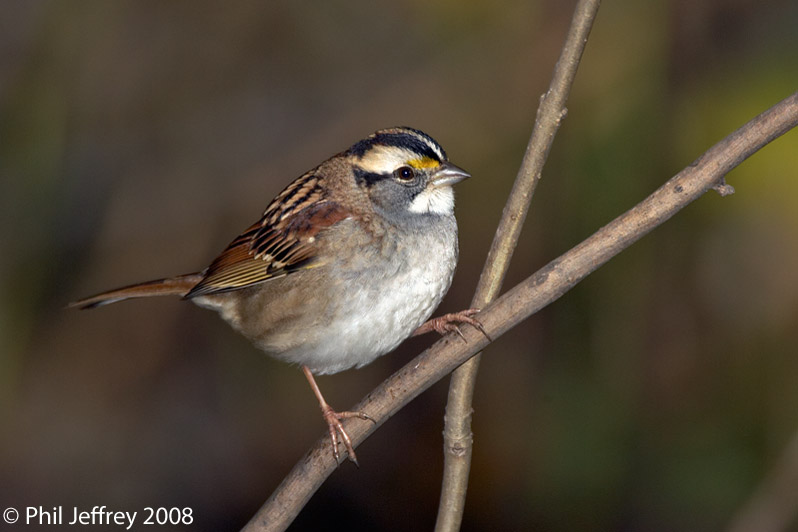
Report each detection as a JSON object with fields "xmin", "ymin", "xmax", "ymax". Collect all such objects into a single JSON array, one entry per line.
[{"xmin": 2, "ymin": 1, "xmax": 797, "ymax": 530}]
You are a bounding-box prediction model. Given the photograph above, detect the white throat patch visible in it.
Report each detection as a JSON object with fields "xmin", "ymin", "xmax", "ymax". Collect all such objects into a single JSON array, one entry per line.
[{"xmin": 408, "ymin": 185, "xmax": 455, "ymax": 215}]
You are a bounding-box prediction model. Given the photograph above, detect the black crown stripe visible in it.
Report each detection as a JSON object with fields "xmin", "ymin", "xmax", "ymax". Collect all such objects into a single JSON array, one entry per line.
[{"xmin": 349, "ymin": 128, "xmax": 446, "ymax": 162}]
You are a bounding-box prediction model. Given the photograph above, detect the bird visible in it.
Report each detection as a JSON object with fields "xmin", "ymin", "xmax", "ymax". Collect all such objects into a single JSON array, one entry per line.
[{"xmin": 70, "ymin": 126, "xmax": 485, "ymax": 464}]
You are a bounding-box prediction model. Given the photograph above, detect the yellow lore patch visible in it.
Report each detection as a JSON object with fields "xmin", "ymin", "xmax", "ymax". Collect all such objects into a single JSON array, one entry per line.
[{"xmin": 407, "ymin": 157, "xmax": 440, "ymax": 170}]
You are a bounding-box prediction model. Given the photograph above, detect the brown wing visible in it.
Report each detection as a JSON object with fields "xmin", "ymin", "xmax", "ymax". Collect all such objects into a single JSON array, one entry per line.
[{"xmin": 185, "ymin": 172, "xmax": 351, "ymax": 299}]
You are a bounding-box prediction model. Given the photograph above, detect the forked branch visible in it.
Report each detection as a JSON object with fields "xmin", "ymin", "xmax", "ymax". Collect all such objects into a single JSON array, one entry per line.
[
  {"xmin": 436, "ymin": 1, "xmax": 602, "ymax": 529},
  {"xmin": 241, "ymin": 91, "xmax": 798, "ymax": 532}
]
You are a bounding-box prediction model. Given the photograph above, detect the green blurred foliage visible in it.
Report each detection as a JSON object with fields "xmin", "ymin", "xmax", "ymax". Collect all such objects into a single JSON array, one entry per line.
[{"xmin": 1, "ymin": 1, "xmax": 797, "ymax": 530}]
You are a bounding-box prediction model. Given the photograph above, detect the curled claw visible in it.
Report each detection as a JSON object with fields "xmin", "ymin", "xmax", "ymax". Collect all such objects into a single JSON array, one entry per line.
[
  {"xmin": 414, "ymin": 308, "xmax": 491, "ymax": 342},
  {"xmin": 461, "ymin": 311, "xmax": 491, "ymax": 342},
  {"xmin": 321, "ymin": 406, "xmax": 373, "ymax": 466}
]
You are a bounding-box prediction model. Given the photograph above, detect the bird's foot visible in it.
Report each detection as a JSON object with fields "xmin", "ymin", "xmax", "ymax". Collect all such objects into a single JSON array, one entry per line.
[
  {"xmin": 413, "ymin": 308, "xmax": 491, "ymax": 342},
  {"xmin": 320, "ymin": 405, "xmax": 373, "ymax": 466}
]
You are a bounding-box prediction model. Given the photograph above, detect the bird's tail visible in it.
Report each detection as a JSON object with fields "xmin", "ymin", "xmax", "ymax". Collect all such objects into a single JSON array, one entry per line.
[{"xmin": 68, "ymin": 273, "xmax": 204, "ymax": 310}]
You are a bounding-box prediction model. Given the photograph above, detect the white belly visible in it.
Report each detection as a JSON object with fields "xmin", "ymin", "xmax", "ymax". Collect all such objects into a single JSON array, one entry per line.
[
  {"xmin": 196, "ymin": 217, "xmax": 459, "ymax": 375},
  {"xmin": 278, "ymin": 227, "xmax": 458, "ymax": 374}
]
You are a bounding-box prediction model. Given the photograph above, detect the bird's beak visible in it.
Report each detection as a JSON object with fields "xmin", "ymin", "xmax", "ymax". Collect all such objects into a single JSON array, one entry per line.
[{"xmin": 431, "ymin": 162, "xmax": 471, "ymax": 187}]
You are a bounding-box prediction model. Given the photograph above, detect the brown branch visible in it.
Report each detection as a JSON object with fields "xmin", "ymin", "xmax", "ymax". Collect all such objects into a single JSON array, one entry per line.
[
  {"xmin": 435, "ymin": 1, "xmax": 602, "ymax": 530},
  {"xmin": 241, "ymin": 92, "xmax": 798, "ymax": 532}
]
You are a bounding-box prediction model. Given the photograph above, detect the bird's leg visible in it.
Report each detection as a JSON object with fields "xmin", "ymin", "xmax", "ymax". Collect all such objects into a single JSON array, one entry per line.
[
  {"xmin": 412, "ymin": 308, "xmax": 491, "ymax": 342},
  {"xmin": 302, "ymin": 365, "xmax": 373, "ymax": 466}
]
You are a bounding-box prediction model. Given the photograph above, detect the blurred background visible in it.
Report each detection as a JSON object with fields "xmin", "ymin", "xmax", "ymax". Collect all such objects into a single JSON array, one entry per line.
[{"xmin": 2, "ymin": 1, "xmax": 797, "ymax": 530}]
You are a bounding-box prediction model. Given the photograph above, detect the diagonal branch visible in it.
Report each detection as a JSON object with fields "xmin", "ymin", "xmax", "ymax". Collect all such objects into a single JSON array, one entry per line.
[
  {"xmin": 241, "ymin": 91, "xmax": 798, "ymax": 532},
  {"xmin": 436, "ymin": 1, "xmax": 602, "ymax": 529}
]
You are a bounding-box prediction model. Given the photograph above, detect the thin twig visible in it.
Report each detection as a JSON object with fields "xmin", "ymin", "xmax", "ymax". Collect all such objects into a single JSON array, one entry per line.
[
  {"xmin": 240, "ymin": 91, "xmax": 798, "ymax": 532},
  {"xmin": 435, "ymin": 1, "xmax": 602, "ymax": 529}
]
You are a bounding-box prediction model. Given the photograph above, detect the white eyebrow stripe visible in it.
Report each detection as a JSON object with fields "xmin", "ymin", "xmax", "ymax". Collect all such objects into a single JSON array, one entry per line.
[{"xmin": 356, "ymin": 146, "xmax": 421, "ymax": 174}]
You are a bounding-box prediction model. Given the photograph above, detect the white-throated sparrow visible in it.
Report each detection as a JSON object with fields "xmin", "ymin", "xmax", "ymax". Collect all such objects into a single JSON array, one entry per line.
[{"xmin": 71, "ymin": 127, "xmax": 484, "ymax": 464}]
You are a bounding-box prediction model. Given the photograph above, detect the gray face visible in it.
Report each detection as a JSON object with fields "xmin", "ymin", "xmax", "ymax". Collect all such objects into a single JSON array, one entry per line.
[
  {"xmin": 364, "ymin": 164, "xmax": 435, "ymax": 222},
  {"xmin": 351, "ymin": 132, "xmax": 458, "ymax": 225}
]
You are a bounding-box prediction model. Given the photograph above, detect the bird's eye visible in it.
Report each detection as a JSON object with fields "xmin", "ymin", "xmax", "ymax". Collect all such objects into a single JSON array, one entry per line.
[{"xmin": 395, "ymin": 166, "xmax": 415, "ymax": 181}]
